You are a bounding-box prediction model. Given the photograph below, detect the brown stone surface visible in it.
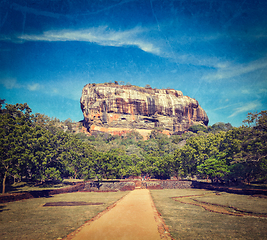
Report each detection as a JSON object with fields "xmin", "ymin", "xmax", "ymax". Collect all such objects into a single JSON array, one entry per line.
[
  {"xmin": 80, "ymin": 83, "xmax": 209, "ymax": 138},
  {"xmin": 84, "ymin": 181, "xmax": 136, "ymax": 192},
  {"xmin": 64, "ymin": 189, "xmax": 172, "ymax": 240},
  {"xmin": 143, "ymin": 180, "xmax": 192, "ymax": 189}
]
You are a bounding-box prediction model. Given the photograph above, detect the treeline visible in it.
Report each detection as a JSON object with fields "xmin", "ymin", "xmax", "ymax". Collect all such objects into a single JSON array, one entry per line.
[{"xmin": 1, "ymin": 100, "xmax": 266, "ymax": 193}]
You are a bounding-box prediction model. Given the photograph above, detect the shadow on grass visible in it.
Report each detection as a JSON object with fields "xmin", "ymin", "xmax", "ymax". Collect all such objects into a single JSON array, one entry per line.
[
  {"xmin": 0, "ymin": 205, "xmax": 9, "ymax": 212},
  {"xmin": 192, "ymin": 181, "xmax": 267, "ymax": 196},
  {"xmin": 4, "ymin": 180, "xmax": 76, "ymax": 194},
  {"xmin": 43, "ymin": 201, "xmax": 104, "ymax": 206},
  {"xmin": 28, "ymin": 190, "xmax": 53, "ymax": 198},
  {"xmin": 1, "ymin": 181, "xmax": 85, "ymax": 203},
  {"xmin": 4, "ymin": 182, "xmax": 27, "ymax": 193},
  {"xmin": 173, "ymin": 192, "xmax": 267, "ymax": 218}
]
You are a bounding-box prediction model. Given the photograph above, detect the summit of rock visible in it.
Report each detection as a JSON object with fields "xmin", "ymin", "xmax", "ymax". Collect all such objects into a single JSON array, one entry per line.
[{"xmin": 80, "ymin": 83, "xmax": 209, "ymax": 138}]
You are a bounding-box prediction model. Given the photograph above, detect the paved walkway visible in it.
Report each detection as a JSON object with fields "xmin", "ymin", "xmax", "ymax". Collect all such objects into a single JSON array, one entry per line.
[{"xmin": 65, "ymin": 189, "xmax": 171, "ymax": 240}]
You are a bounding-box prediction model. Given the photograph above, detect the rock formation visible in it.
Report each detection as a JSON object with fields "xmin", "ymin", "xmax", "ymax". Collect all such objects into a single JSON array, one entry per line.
[{"xmin": 80, "ymin": 83, "xmax": 209, "ymax": 138}]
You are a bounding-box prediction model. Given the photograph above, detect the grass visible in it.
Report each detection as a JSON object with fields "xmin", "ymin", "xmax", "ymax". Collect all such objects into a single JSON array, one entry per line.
[
  {"xmin": 197, "ymin": 192, "xmax": 267, "ymax": 215},
  {"xmin": 150, "ymin": 189, "xmax": 267, "ymax": 240},
  {"xmin": 0, "ymin": 191, "xmax": 128, "ymax": 240}
]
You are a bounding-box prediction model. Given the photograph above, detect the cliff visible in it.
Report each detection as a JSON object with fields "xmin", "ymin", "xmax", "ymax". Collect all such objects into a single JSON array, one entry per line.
[{"xmin": 80, "ymin": 83, "xmax": 209, "ymax": 138}]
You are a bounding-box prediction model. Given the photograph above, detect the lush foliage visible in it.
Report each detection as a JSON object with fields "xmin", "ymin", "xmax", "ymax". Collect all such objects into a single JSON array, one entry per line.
[
  {"xmin": 1, "ymin": 100, "xmax": 266, "ymax": 193},
  {"xmin": 174, "ymin": 111, "xmax": 267, "ymax": 183}
]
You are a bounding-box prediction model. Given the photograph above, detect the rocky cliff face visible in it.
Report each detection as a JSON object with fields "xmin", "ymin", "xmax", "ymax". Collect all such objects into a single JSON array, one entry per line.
[{"xmin": 80, "ymin": 83, "xmax": 209, "ymax": 138}]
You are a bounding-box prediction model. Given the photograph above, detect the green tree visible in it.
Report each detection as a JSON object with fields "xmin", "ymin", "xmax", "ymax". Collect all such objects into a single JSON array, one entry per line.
[
  {"xmin": 0, "ymin": 103, "xmax": 33, "ymax": 193},
  {"xmin": 154, "ymin": 154, "xmax": 174, "ymax": 179},
  {"xmin": 197, "ymin": 156, "xmax": 230, "ymax": 183},
  {"xmin": 60, "ymin": 135, "xmax": 94, "ymax": 179},
  {"xmin": 208, "ymin": 122, "xmax": 233, "ymax": 133},
  {"xmin": 172, "ymin": 150, "xmax": 185, "ymax": 179},
  {"xmin": 173, "ymin": 132, "xmax": 226, "ymax": 178},
  {"xmin": 188, "ymin": 124, "xmax": 208, "ymax": 133},
  {"xmin": 233, "ymin": 111, "xmax": 267, "ymax": 183}
]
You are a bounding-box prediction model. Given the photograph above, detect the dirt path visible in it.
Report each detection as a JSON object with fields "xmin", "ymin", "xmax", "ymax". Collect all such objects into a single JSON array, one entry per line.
[{"xmin": 64, "ymin": 189, "xmax": 171, "ymax": 240}]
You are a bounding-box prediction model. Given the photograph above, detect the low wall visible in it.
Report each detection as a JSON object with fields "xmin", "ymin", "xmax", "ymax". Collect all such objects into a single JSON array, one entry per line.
[
  {"xmin": 83, "ymin": 181, "xmax": 136, "ymax": 191},
  {"xmin": 0, "ymin": 183, "xmax": 85, "ymax": 203},
  {"xmin": 3, "ymin": 180, "xmax": 265, "ymax": 204},
  {"xmin": 191, "ymin": 181, "xmax": 267, "ymax": 195},
  {"xmin": 142, "ymin": 180, "xmax": 192, "ymax": 189}
]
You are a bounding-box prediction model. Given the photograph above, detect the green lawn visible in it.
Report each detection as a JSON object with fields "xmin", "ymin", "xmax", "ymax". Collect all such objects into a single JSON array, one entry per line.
[
  {"xmin": 150, "ymin": 189, "xmax": 267, "ymax": 240},
  {"xmin": 2, "ymin": 188, "xmax": 267, "ymax": 240},
  {"xmin": 0, "ymin": 191, "xmax": 128, "ymax": 240}
]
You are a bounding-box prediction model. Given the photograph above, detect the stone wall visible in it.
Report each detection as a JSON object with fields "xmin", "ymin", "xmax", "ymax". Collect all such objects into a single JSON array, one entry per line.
[
  {"xmin": 142, "ymin": 180, "xmax": 192, "ymax": 189},
  {"xmin": 83, "ymin": 181, "xmax": 136, "ymax": 191},
  {"xmin": 0, "ymin": 183, "xmax": 85, "ymax": 203},
  {"xmin": 191, "ymin": 181, "xmax": 267, "ymax": 195}
]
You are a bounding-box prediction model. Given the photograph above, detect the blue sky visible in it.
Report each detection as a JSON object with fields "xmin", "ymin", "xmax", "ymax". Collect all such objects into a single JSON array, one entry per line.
[{"xmin": 0, "ymin": 0, "xmax": 266, "ymax": 127}]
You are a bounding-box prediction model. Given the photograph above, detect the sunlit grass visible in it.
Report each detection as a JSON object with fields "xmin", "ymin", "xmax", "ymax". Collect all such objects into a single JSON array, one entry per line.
[
  {"xmin": 0, "ymin": 191, "xmax": 128, "ymax": 240},
  {"xmin": 151, "ymin": 189, "xmax": 267, "ymax": 240}
]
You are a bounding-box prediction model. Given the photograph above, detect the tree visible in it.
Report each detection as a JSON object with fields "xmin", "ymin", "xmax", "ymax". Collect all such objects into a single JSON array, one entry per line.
[
  {"xmin": 197, "ymin": 157, "xmax": 230, "ymax": 183},
  {"xmin": 235, "ymin": 111, "xmax": 267, "ymax": 183},
  {"xmin": 208, "ymin": 122, "xmax": 233, "ymax": 133},
  {"xmin": 0, "ymin": 103, "xmax": 33, "ymax": 193},
  {"xmin": 60, "ymin": 135, "xmax": 92, "ymax": 179},
  {"xmin": 154, "ymin": 155, "xmax": 174, "ymax": 179},
  {"xmin": 26, "ymin": 126, "xmax": 66, "ymax": 182},
  {"xmin": 188, "ymin": 124, "xmax": 208, "ymax": 133},
  {"xmin": 0, "ymin": 99, "xmax": 5, "ymax": 110},
  {"xmin": 214, "ymin": 111, "xmax": 267, "ymax": 183},
  {"xmin": 124, "ymin": 154, "xmax": 141, "ymax": 177},
  {"xmin": 173, "ymin": 131, "xmax": 226, "ymax": 178}
]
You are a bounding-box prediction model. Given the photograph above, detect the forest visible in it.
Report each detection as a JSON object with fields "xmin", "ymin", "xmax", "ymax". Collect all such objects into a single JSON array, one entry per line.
[{"xmin": 0, "ymin": 99, "xmax": 266, "ymax": 193}]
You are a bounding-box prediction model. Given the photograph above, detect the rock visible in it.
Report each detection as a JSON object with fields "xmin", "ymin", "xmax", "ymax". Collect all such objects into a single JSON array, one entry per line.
[{"xmin": 80, "ymin": 83, "xmax": 209, "ymax": 138}]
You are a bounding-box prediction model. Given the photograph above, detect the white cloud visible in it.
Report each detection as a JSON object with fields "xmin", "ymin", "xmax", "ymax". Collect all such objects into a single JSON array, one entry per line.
[
  {"xmin": 16, "ymin": 26, "xmax": 161, "ymax": 55},
  {"xmin": 52, "ymin": 88, "xmax": 59, "ymax": 94},
  {"xmin": 164, "ymin": 53, "xmax": 225, "ymax": 68},
  {"xmin": 0, "ymin": 78, "xmax": 21, "ymax": 89},
  {"xmin": 41, "ymin": 79, "xmax": 85, "ymax": 101},
  {"xmin": 228, "ymin": 101, "xmax": 262, "ymax": 118},
  {"xmin": 0, "ymin": 77, "xmax": 43, "ymax": 92},
  {"xmin": 27, "ymin": 83, "xmax": 41, "ymax": 91},
  {"xmin": 214, "ymin": 103, "xmax": 240, "ymax": 111},
  {"xmin": 215, "ymin": 62, "xmax": 231, "ymax": 69},
  {"xmin": 241, "ymin": 89, "xmax": 250, "ymax": 94},
  {"xmin": 259, "ymin": 88, "xmax": 267, "ymax": 93},
  {"xmin": 0, "ymin": 25, "xmax": 240, "ymax": 69},
  {"xmin": 4, "ymin": 25, "xmax": 267, "ymax": 70},
  {"xmin": 202, "ymin": 57, "xmax": 267, "ymax": 82},
  {"xmin": 0, "ymin": 71, "xmax": 82, "ymax": 101}
]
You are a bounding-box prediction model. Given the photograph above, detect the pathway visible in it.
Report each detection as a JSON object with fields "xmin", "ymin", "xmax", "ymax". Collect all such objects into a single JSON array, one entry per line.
[{"xmin": 64, "ymin": 189, "xmax": 171, "ymax": 240}]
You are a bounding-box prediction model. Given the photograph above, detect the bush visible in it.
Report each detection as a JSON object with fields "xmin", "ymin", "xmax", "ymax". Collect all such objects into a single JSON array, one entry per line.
[{"xmin": 188, "ymin": 124, "xmax": 207, "ymax": 133}]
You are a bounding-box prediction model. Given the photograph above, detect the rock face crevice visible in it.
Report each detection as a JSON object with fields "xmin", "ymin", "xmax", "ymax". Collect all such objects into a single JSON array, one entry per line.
[{"xmin": 80, "ymin": 83, "xmax": 209, "ymax": 137}]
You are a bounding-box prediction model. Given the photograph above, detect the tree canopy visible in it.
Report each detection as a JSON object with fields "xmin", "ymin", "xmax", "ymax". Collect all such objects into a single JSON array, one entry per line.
[{"xmin": 1, "ymin": 100, "xmax": 266, "ymax": 193}]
